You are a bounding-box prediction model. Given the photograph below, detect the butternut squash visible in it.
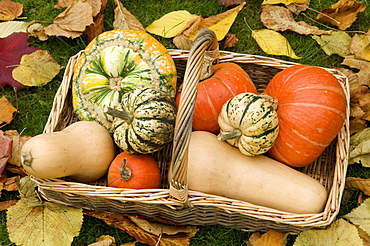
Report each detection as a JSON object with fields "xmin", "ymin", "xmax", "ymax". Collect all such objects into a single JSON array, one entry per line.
[
  {"xmin": 21, "ymin": 121, "xmax": 116, "ymax": 183},
  {"xmin": 187, "ymin": 131, "xmax": 328, "ymax": 214}
]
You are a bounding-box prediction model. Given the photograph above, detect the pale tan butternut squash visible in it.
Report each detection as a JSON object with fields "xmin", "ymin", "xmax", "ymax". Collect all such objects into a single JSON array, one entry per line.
[
  {"xmin": 21, "ymin": 121, "xmax": 116, "ymax": 183},
  {"xmin": 187, "ymin": 131, "xmax": 328, "ymax": 214}
]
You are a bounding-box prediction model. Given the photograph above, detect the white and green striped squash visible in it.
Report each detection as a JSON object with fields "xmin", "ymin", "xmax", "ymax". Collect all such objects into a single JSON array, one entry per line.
[
  {"xmin": 72, "ymin": 29, "xmax": 177, "ymax": 132},
  {"xmin": 217, "ymin": 92, "xmax": 279, "ymax": 156},
  {"xmin": 105, "ymin": 87, "xmax": 177, "ymax": 154}
]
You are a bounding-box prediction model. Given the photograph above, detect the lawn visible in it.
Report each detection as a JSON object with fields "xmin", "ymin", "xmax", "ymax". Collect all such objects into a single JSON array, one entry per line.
[{"xmin": 1, "ymin": 0, "xmax": 370, "ymax": 245}]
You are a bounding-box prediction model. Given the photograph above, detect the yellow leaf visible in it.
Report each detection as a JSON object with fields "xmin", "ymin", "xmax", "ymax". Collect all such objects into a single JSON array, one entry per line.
[
  {"xmin": 0, "ymin": 21, "xmax": 30, "ymax": 38},
  {"xmin": 312, "ymin": 31, "xmax": 352, "ymax": 57},
  {"xmin": 251, "ymin": 29, "xmax": 301, "ymax": 59},
  {"xmin": 294, "ymin": 219, "xmax": 363, "ymax": 246},
  {"xmin": 7, "ymin": 177, "xmax": 83, "ymax": 246},
  {"xmin": 344, "ymin": 197, "xmax": 370, "ymax": 236},
  {"xmin": 12, "ymin": 50, "xmax": 62, "ymax": 87},
  {"xmin": 146, "ymin": 10, "xmax": 198, "ymax": 38},
  {"xmin": 262, "ymin": 0, "xmax": 308, "ymax": 5},
  {"xmin": 188, "ymin": 2, "xmax": 245, "ymax": 41}
]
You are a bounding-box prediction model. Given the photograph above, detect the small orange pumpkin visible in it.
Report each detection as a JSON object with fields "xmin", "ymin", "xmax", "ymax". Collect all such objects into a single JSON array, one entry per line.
[{"xmin": 107, "ymin": 151, "xmax": 161, "ymax": 189}]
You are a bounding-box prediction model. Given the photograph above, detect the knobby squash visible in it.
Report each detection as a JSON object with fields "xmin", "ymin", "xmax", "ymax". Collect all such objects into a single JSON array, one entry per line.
[
  {"xmin": 105, "ymin": 87, "xmax": 177, "ymax": 154},
  {"xmin": 187, "ymin": 131, "xmax": 328, "ymax": 214},
  {"xmin": 107, "ymin": 151, "xmax": 161, "ymax": 189},
  {"xmin": 263, "ymin": 65, "xmax": 347, "ymax": 167},
  {"xmin": 176, "ymin": 62, "xmax": 257, "ymax": 134},
  {"xmin": 20, "ymin": 121, "xmax": 116, "ymax": 183},
  {"xmin": 72, "ymin": 29, "xmax": 177, "ymax": 132},
  {"xmin": 218, "ymin": 92, "xmax": 279, "ymax": 156}
]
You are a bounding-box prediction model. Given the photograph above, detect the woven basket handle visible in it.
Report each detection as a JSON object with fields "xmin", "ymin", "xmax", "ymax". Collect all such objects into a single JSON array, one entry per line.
[{"xmin": 168, "ymin": 29, "xmax": 219, "ymax": 206}]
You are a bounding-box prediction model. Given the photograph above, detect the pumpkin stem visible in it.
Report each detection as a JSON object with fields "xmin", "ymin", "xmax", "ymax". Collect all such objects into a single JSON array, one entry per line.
[
  {"xmin": 217, "ymin": 129, "xmax": 242, "ymax": 141},
  {"xmin": 104, "ymin": 107, "xmax": 133, "ymax": 124},
  {"xmin": 120, "ymin": 158, "xmax": 132, "ymax": 181},
  {"xmin": 109, "ymin": 77, "xmax": 122, "ymax": 91},
  {"xmin": 260, "ymin": 94, "xmax": 278, "ymax": 111}
]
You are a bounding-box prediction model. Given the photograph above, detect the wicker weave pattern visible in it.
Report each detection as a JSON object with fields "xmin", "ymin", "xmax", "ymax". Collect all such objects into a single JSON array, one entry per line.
[{"xmin": 32, "ymin": 30, "xmax": 350, "ymax": 233}]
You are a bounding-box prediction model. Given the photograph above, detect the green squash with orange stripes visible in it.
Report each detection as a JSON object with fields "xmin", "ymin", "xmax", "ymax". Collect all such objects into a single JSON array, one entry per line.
[{"xmin": 72, "ymin": 29, "xmax": 177, "ymax": 132}]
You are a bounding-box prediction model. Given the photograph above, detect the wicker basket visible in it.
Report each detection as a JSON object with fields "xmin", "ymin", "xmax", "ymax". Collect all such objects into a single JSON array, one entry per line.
[{"xmin": 31, "ymin": 30, "xmax": 350, "ymax": 234}]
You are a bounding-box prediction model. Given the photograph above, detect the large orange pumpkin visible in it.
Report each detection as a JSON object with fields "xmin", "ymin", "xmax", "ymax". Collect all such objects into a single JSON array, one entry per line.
[
  {"xmin": 263, "ymin": 65, "xmax": 347, "ymax": 167},
  {"xmin": 176, "ymin": 62, "xmax": 257, "ymax": 134}
]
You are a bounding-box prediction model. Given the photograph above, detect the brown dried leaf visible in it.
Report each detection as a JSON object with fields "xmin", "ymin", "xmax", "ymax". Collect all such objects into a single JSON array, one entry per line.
[
  {"xmin": 218, "ymin": 0, "xmax": 245, "ymax": 7},
  {"xmin": 0, "ymin": 97, "xmax": 17, "ymax": 126},
  {"xmin": 0, "ymin": 200, "xmax": 18, "ymax": 211},
  {"xmin": 346, "ymin": 177, "xmax": 370, "ymax": 196},
  {"xmin": 4, "ymin": 130, "xmax": 31, "ymax": 167},
  {"xmin": 350, "ymin": 30, "xmax": 370, "ymax": 61},
  {"xmin": 247, "ymin": 230, "xmax": 288, "ymax": 246},
  {"xmin": 0, "ymin": 0, "xmax": 23, "ymax": 21},
  {"xmin": 357, "ymin": 226, "xmax": 370, "ymax": 246},
  {"xmin": 261, "ymin": 5, "xmax": 331, "ymax": 35},
  {"xmin": 349, "ymin": 128, "xmax": 370, "ymax": 166},
  {"xmin": 84, "ymin": 210, "xmax": 198, "ymax": 246},
  {"xmin": 342, "ymin": 56, "xmax": 370, "ymax": 86},
  {"xmin": 223, "ymin": 33, "xmax": 239, "ymax": 48},
  {"xmin": 113, "ymin": 0, "xmax": 145, "ymax": 32},
  {"xmin": 286, "ymin": 1, "xmax": 310, "ymax": 14},
  {"xmin": 315, "ymin": 0, "xmax": 366, "ymax": 30},
  {"xmin": 349, "ymin": 85, "xmax": 370, "ymax": 134},
  {"xmin": 54, "ymin": 0, "xmax": 73, "ymax": 9},
  {"xmin": 27, "ymin": 23, "xmax": 48, "ymax": 41},
  {"xmin": 129, "ymin": 216, "xmax": 197, "ymax": 237},
  {"xmin": 173, "ymin": 35, "xmax": 193, "ymax": 50},
  {"xmin": 84, "ymin": 0, "xmax": 107, "ymax": 43},
  {"xmin": 0, "ymin": 130, "xmax": 12, "ymax": 175},
  {"xmin": 44, "ymin": 0, "xmax": 94, "ymax": 39},
  {"xmin": 3, "ymin": 175, "xmax": 20, "ymax": 192}
]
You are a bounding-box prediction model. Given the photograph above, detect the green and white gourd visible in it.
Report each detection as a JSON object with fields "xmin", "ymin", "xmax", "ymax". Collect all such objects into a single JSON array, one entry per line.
[
  {"xmin": 105, "ymin": 87, "xmax": 177, "ymax": 154},
  {"xmin": 72, "ymin": 29, "xmax": 177, "ymax": 132},
  {"xmin": 217, "ymin": 92, "xmax": 279, "ymax": 156}
]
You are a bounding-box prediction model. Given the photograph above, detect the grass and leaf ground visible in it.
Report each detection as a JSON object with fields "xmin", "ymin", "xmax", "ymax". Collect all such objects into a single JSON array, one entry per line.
[{"xmin": 1, "ymin": 0, "xmax": 370, "ymax": 245}]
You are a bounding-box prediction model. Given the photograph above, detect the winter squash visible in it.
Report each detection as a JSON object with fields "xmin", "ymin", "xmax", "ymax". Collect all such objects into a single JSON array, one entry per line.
[
  {"xmin": 105, "ymin": 87, "xmax": 177, "ymax": 154},
  {"xmin": 187, "ymin": 131, "xmax": 328, "ymax": 213},
  {"xmin": 20, "ymin": 121, "xmax": 116, "ymax": 183},
  {"xmin": 72, "ymin": 29, "xmax": 177, "ymax": 132},
  {"xmin": 176, "ymin": 62, "xmax": 257, "ymax": 134},
  {"xmin": 107, "ymin": 151, "xmax": 161, "ymax": 189},
  {"xmin": 263, "ymin": 64, "xmax": 347, "ymax": 167},
  {"xmin": 218, "ymin": 92, "xmax": 279, "ymax": 156}
]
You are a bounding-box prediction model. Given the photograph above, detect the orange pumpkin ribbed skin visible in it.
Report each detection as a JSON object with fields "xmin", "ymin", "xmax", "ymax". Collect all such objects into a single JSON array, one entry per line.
[
  {"xmin": 263, "ymin": 65, "xmax": 347, "ymax": 167},
  {"xmin": 176, "ymin": 62, "xmax": 257, "ymax": 134},
  {"xmin": 107, "ymin": 152, "xmax": 161, "ymax": 189}
]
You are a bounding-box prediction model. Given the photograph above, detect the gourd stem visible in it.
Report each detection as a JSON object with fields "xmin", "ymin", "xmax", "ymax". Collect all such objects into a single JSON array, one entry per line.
[
  {"xmin": 120, "ymin": 159, "xmax": 132, "ymax": 181},
  {"xmin": 217, "ymin": 129, "xmax": 242, "ymax": 141},
  {"xmin": 260, "ymin": 93, "xmax": 278, "ymax": 111},
  {"xmin": 104, "ymin": 107, "xmax": 133, "ymax": 124},
  {"xmin": 21, "ymin": 151, "xmax": 33, "ymax": 167}
]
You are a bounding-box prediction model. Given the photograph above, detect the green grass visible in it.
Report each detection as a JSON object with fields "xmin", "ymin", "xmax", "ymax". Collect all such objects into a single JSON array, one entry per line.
[{"xmin": 1, "ymin": 0, "xmax": 369, "ymax": 245}]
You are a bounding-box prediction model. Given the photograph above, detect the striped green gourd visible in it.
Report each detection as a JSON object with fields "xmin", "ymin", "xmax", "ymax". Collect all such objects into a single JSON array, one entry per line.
[
  {"xmin": 217, "ymin": 92, "xmax": 279, "ymax": 156},
  {"xmin": 105, "ymin": 87, "xmax": 177, "ymax": 154},
  {"xmin": 72, "ymin": 29, "xmax": 177, "ymax": 132}
]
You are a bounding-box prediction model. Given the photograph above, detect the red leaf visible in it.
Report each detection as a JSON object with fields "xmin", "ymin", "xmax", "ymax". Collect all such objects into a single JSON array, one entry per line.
[{"xmin": 0, "ymin": 32, "xmax": 40, "ymax": 89}]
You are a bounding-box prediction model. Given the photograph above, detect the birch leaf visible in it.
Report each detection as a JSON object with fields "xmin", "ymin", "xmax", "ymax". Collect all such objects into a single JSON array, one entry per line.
[
  {"xmin": 252, "ymin": 29, "xmax": 301, "ymax": 59},
  {"xmin": 344, "ymin": 198, "xmax": 370, "ymax": 236},
  {"xmin": 349, "ymin": 128, "xmax": 370, "ymax": 166},
  {"xmin": 188, "ymin": 2, "xmax": 245, "ymax": 41},
  {"xmin": 350, "ymin": 30, "xmax": 370, "ymax": 61},
  {"xmin": 0, "ymin": 0, "xmax": 23, "ymax": 21},
  {"xmin": 293, "ymin": 219, "xmax": 363, "ymax": 246},
  {"xmin": 312, "ymin": 31, "xmax": 352, "ymax": 57},
  {"xmin": 261, "ymin": 5, "xmax": 331, "ymax": 35},
  {"xmin": 345, "ymin": 177, "xmax": 370, "ymax": 196},
  {"xmin": 146, "ymin": 10, "xmax": 198, "ymax": 38},
  {"xmin": 12, "ymin": 50, "xmax": 62, "ymax": 87},
  {"xmin": 113, "ymin": 0, "xmax": 145, "ymax": 32},
  {"xmin": 0, "ymin": 21, "xmax": 30, "ymax": 38}
]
